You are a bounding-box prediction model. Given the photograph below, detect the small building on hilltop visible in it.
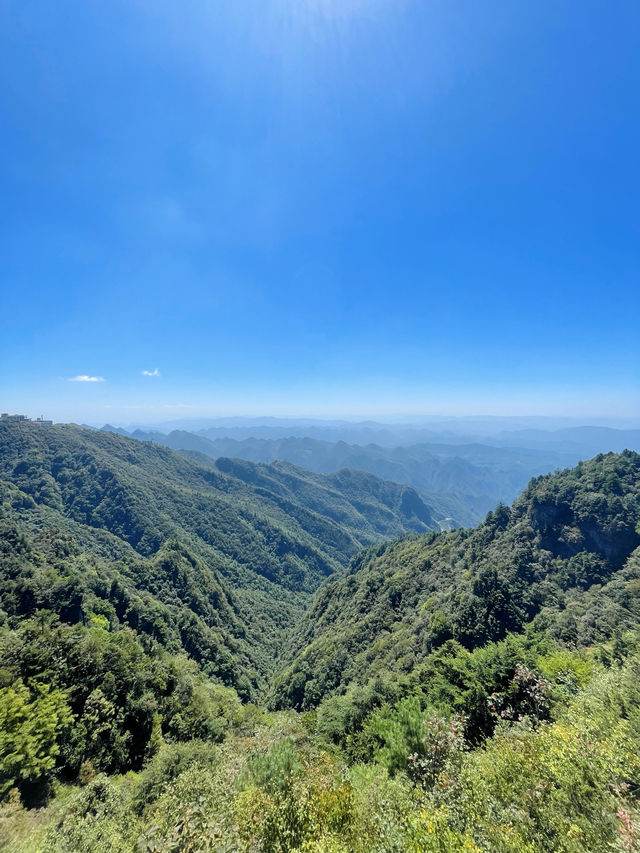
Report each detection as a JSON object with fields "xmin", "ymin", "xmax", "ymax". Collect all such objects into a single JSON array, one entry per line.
[{"xmin": 1, "ymin": 413, "xmax": 53, "ymax": 424}]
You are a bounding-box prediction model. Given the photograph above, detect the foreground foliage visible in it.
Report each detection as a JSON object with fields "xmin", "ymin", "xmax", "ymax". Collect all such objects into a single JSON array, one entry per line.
[{"xmin": 1, "ymin": 648, "xmax": 639, "ymax": 852}]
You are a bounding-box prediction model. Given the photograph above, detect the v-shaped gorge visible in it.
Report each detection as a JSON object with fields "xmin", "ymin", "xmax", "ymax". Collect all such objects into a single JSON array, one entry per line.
[
  {"xmin": 0, "ymin": 420, "xmax": 447, "ymax": 699},
  {"xmin": 2, "ymin": 419, "xmax": 639, "ymax": 711}
]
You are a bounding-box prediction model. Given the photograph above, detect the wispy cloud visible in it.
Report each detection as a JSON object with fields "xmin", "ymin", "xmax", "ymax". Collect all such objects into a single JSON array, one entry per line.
[
  {"xmin": 68, "ymin": 375, "xmax": 105, "ymax": 382},
  {"xmin": 142, "ymin": 368, "xmax": 160, "ymax": 377}
]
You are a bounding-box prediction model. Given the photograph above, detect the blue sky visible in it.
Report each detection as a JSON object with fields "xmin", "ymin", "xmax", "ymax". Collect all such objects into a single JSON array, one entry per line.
[{"xmin": 1, "ymin": 0, "xmax": 638, "ymax": 423}]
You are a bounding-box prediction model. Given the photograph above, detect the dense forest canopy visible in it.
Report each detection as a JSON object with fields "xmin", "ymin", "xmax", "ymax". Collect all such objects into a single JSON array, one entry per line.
[
  {"xmin": 273, "ymin": 450, "xmax": 640, "ymax": 710},
  {"xmin": 1, "ymin": 422, "xmax": 639, "ymax": 851}
]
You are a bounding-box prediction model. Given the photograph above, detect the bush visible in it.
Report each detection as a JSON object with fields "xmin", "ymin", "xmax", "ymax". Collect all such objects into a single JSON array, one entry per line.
[
  {"xmin": 41, "ymin": 776, "xmax": 137, "ymax": 853},
  {"xmin": 133, "ymin": 740, "xmax": 221, "ymax": 813},
  {"xmin": 371, "ymin": 698, "xmax": 466, "ymax": 789}
]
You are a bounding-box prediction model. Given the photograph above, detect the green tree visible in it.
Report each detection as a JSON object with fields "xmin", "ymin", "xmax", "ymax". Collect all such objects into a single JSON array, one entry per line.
[{"xmin": 0, "ymin": 680, "xmax": 73, "ymax": 803}]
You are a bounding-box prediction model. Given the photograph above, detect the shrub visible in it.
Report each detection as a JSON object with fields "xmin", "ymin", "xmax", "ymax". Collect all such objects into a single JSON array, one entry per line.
[
  {"xmin": 133, "ymin": 740, "xmax": 221, "ymax": 813},
  {"xmin": 371, "ymin": 698, "xmax": 466, "ymax": 789}
]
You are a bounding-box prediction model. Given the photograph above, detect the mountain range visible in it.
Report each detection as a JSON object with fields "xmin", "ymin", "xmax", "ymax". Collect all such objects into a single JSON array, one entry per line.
[
  {"xmin": 1, "ymin": 420, "xmax": 639, "ymax": 851},
  {"xmin": 100, "ymin": 424, "xmax": 613, "ymax": 525}
]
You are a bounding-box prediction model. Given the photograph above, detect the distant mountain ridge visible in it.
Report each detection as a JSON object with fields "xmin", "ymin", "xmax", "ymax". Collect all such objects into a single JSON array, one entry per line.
[
  {"xmin": 487, "ymin": 425, "xmax": 640, "ymax": 454},
  {"xmin": 102, "ymin": 425, "xmax": 590, "ymax": 524},
  {"xmin": 103, "ymin": 415, "xmax": 640, "ymax": 446}
]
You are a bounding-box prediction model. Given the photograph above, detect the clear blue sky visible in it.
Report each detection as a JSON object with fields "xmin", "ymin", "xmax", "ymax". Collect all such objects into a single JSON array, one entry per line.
[{"xmin": 1, "ymin": 0, "xmax": 638, "ymax": 423}]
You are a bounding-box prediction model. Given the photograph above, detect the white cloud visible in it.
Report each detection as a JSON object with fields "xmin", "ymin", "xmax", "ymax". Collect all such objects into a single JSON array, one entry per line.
[
  {"xmin": 142, "ymin": 368, "xmax": 160, "ymax": 377},
  {"xmin": 68, "ymin": 375, "xmax": 105, "ymax": 382}
]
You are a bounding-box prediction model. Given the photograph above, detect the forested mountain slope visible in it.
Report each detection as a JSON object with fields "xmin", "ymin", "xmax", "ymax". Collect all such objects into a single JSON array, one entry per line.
[
  {"xmin": 273, "ymin": 450, "xmax": 640, "ymax": 710},
  {"xmin": 0, "ymin": 421, "xmax": 444, "ymax": 698}
]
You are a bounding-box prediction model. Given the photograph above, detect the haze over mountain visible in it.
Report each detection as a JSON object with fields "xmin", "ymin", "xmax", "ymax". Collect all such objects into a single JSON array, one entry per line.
[
  {"xmin": 99, "ymin": 415, "xmax": 640, "ymax": 448},
  {"xmin": 99, "ymin": 419, "xmax": 640, "ymax": 526}
]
